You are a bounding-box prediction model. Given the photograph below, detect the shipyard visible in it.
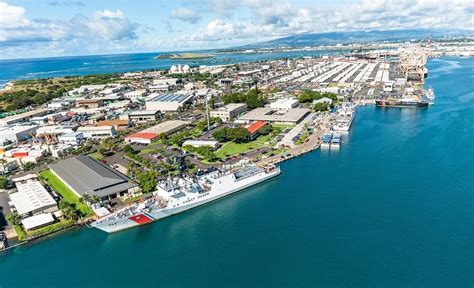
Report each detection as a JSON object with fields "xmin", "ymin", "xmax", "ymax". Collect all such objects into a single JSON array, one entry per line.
[{"xmin": 0, "ymin": 36, "xmax": 472, "ymax": 246}]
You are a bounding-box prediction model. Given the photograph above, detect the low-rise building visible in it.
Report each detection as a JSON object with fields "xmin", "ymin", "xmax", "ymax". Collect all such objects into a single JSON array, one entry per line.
[
  {"xmin": 97, "ymin": 119, "xmax": 131, "ymax": 130},
  {"xmin": 77, "ymin": 125, "xmax": 116, "ymax": 139},
  {"xmin": 238, "ymin": 107, "xmax": 310, "ymax": 125},
  {"xmin": 210, "ymin": 103, "xmax": 247, "ymax": 122},
  {"xmin": 128, "ymin": 110, "xmax": 161, "ymax": 123},
  {"xmin": 0, "ymin": 125, "xmax": 38, "ymax": 144},
  {"xmin": 182, "ymin": 140, "xmax": 219, "ymax": 149},
  {"xmin": 124, "ymin": 89, "xmax": 148, "ymax": 102},
  {"xmin": 57, "ymin": 132, "xmax": 84, "ymax": 144},
  {"xmin": 49, "ymin": 155, "xmax": 138, "ymax": 201},
  {"xmin": 0, "ymin": 109, "xmax": 49, "ymax": 126},
  {"xmin": 77, "ymin": 99, "xmax": 104, "ymax": 108},
  {"xmin": 145, "ymin": 92, "xmax": 193, "ymax": 112},
  {"xmin": 124, "ymin": 120, "xmax": 189, "ymax": 144},
  {"xmin": 245, "ymin": 121, "xmax": 268, "ymax": 140},
  {"xmin": 9, "ymin": 180, "xmax": 58, "ymax": 216},
  {"xmin": 269, "ymin": 98, "xmax": 299, "ymax": 110}
]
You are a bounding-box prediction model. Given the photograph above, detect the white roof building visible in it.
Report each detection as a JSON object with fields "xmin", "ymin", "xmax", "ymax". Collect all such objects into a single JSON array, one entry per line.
[
  {"xmin": 269, "ymin": 98, "xmax": 299, "ymax": 110},
  {"xmin": 182, "ymin": 140, "xmax": 219, "ymax": 149},
  {"xmin": 21, "ymin": 213, "xmax": 55, "ymax": 230},
  {"xmin": 9, "ymin": 180, "xmax": 58, "ymax": 216}
]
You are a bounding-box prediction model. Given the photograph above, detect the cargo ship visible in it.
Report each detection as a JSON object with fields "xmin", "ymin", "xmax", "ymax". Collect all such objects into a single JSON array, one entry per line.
[
  {"xmin": 375, "ymin": 97, "xmax": 429, "ymax": 108},
  {"xmin": 91, "ymin": 165, "xmax": 281, "ymax": 233}
]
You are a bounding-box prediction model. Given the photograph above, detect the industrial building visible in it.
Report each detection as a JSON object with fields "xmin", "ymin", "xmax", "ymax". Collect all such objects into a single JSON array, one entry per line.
[
  {"xmin": 238, "ymin": 108, "xmax": 310, "ymax": 125},
  {"xmin": 0, "ymin": 109, "xmax": 50, "ymax": 126},
  {"xmin": 210, "ymin": 103, "xmax": 248, "ymax": 122},
  {"xmin": 77, "ymin": 125, "xmax": 116, "ymax": 139},
  {"xmin": 128, "ymin": 110, "xmax": 161, "ymax": 123},
  {"xmin": 145, "ymin": 93, "xmax": 193, "ymax": 112},
  {"xmin": 0, "ymin": 125, "xmax": 38, "ymax": 144},
  {"xmin": 9, "ymin": 180, "xmax": 58, "ymax": 216},
  {"xmin": 49, "ymin": 155, "xmax": 137, "ymax": 201},
  {"xmin": 269, "ymin": 98, "xmax": 299, "ymax": 110}
]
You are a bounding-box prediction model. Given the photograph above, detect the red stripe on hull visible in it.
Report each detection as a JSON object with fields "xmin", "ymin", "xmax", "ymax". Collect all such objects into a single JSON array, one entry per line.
[{"xmin": 129, "ymin": 214, "xmax": 153, "ymax": 225}]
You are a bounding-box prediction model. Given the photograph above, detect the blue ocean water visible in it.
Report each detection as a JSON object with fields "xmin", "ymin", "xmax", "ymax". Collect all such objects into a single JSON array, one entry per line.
[
  {"xmin": 0, "ymin": 57, "xmax": 473, "ymax": 287},
  {"xmin": 0, "ymin": 49, "xmax": 340, "ymax": 87}
]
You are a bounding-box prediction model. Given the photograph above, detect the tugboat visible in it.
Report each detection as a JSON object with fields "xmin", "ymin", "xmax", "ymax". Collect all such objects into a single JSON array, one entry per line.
[{"xmin": 425, "ymin": 87, "xmax": 435, "ymax": 101}]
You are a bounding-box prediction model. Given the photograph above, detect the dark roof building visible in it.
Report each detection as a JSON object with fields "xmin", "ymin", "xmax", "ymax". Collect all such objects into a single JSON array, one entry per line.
[{"xmin": 49, "ymin": 155, "xmax": 136, "ymax": 200}]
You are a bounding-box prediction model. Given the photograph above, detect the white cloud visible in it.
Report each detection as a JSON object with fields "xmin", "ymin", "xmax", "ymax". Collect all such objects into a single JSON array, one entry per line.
[
  {"xmin": 0, "ymin": 3, "xmax": 141, "ymax": 58},
  {"xmin": 177, "ymin": 0, "xmax": 474, "ymax": 48},
  {"xmin": 170, "ymin": 8, "xmax": 201, "ymax": 24},
  {"xmin": 0, "ymin": 2, "xmax": 29, "ymax": 28}
]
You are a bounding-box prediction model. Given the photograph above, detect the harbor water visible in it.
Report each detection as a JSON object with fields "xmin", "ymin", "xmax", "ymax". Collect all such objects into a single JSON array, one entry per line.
[{"xmin": 0, "ymin": 57, "xmax": 473, "ymax": 287}]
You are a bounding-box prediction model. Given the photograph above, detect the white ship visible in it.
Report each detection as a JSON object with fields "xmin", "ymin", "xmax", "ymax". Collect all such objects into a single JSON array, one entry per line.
[
  {"xmin": 91, "ymin": 165, "xmax": 281, "ymax": 233},
  {"xmin": 333, "ymin": 103, "xmax": 355, "ymax": 132}
]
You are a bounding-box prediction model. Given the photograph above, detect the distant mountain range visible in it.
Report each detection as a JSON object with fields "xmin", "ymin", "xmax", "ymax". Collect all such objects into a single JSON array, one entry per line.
[{"xmin": 240, "ymin": 29, "xmax": 473, "ymax": 49}]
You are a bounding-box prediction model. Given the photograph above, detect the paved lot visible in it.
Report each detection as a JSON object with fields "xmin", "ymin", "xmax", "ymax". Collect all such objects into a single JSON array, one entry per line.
[{"xmin": 0, "ymin": 191, "xmax": 12, "ymax": 231}]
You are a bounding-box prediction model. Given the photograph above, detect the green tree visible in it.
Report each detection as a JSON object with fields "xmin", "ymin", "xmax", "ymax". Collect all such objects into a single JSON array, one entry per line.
[
  {"xmin": 6, "ymin": 212, "xmax": 22, "ymax": 226},
  {"xmin": 138, "ymin": 171, "xmax": 157, "ymax": 193},
  {"xmin": 22, "ymin": 162, "xmax": 35, "ymax": 171},
  {"xmin": 259, "ymin": 125, "xmax": 273, "ymax": 135},
  {"xmin": 227, "ymin": 127, "xmax": 250, "ymax": 143},
  {"xmin": 0, "ymin": 176, "xmax": 8, "ymax": 189},
  {"xmin": 212, "ymin": 127, "xmax": 229, "ymax": 142},
  {"xmin": 123, "ymin": 144, "xmax": 135, "ymax": 155},
  {"xmin": 314, "ymin": 102, "xmax": 329, "ymax": 112}
]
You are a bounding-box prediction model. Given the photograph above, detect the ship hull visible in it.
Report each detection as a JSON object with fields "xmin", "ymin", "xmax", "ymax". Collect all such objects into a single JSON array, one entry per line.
[
  {"xmin": 375, "ymin": 100, "xmax": 429, "ymax": 108},
  {"xmin": 92, "ymin": 168, "xmax": 281, "ymax": 233}
]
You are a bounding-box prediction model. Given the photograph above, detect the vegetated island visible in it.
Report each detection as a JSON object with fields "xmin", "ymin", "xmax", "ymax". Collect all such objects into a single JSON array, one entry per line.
[{"xmin": 155, "ymin": 53, "xmax": 215, "ymax": 60}]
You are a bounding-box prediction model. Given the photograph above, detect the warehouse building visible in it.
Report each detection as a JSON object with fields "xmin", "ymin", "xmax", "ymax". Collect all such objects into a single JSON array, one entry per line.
[
  {"xmin": 77, "ymin": 125, "xmax": 116, "ymax": 139},
  {"xmin": 0, "ymin": 125, "xmax": 38, "ymax": 144},
  {"xmin": 0, "ymin": 109, "xmax": 50, "ymax": 126},
  {"xmin": 49, "ymin": 155, "xmax": 137, "ymax": 201},
  {"xmin": 145, "ymin": 93, "xmax": 193, "ymax": 112},
  {"xmin": 128, "ymin": 110, "xmax": 161, "ymax": 123},
  {"xmin": 9, "ymin": 180, "xmax": 58, "ymax": 216}
]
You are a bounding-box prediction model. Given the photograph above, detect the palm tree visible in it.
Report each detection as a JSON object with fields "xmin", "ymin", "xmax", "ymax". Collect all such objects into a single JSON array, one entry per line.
[{"xmin": 91, "ymin": 195, "xmax": 100, "ymax": 204}]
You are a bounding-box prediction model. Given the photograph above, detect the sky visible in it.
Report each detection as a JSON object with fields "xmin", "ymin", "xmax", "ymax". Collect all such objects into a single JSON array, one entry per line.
[{"xmin": 0, "ymin": 0, "xmax": 472, "ymax": 59}]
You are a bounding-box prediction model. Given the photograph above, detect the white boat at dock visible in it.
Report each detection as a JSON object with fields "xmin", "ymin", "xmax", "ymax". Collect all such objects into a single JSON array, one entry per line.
[{"xmin": 333, "ymin": 103, "xmax": 356, "ymax": 132}]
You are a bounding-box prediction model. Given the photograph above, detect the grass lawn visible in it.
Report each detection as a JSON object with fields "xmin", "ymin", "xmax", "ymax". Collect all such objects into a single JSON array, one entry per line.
[
  {"xmin": 88, "ymin": 151, "xmax": 103, "ymax": 160},
  {"xmin": 215, "ymin": 134, "xmax": 271, "ymax": 158},
  {"xmin": 39, "ymin": 170, "xmax": 93, "ymax": 217},
  {"xmin": 138, "ymin": 148, "xmax": 158, "ymax": 155}
]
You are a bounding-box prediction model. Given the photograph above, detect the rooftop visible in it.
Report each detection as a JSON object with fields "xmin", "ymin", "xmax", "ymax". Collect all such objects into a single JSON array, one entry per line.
[
  {"xmin": 143, "ymin": 120, "xmax": 190, "ymax": 135},
  {"xmin": 49, "ymin": 155, "xmax": 135, "ymax": 198},
  {"xmin": 149, "ymin": 93, "xmax": 192, "ymax": 103},
  {"xmin": 246, "ymin": 121, "xmax": 268, "ymax": 134},
  {"xmin": 239, "ymin": 107, "xmax": 310, "ymax": 123},
  {"xmin": 9, "ymin": 180, "xmax": 57, "ymax": 215}
]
